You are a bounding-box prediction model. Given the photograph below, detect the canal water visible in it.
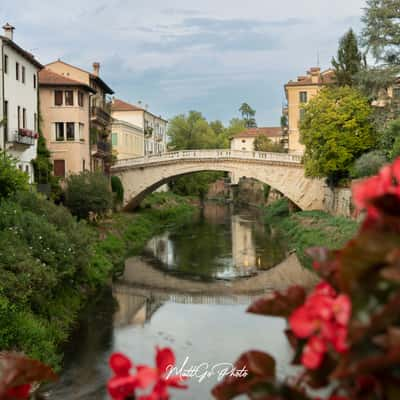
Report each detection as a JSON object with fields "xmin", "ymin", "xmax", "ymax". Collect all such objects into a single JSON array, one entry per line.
[{"xmin": 43, "ymin": 203, "xmax": 311, "ymax": 400}]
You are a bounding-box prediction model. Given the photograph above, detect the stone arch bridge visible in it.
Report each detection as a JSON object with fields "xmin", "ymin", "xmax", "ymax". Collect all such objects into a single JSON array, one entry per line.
[{"xmin": 110, "ymin": 149, "xmax": 325, "ymax": 211}]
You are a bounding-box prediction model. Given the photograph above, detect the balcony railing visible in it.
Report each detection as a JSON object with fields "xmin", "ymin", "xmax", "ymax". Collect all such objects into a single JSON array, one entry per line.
[
  {"xmin": 8, "ymin": 129, "xmax": 38, "ymax": 146},
  {"xmin": 92, "ymin": 140, "xmax": 112, "ymax": 157},
  {"xmin": 91, "ymin": 106, "xmax": 111, "ymax": 125}
]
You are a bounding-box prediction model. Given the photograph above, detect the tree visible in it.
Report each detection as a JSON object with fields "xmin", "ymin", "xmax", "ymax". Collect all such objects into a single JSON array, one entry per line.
[
  {"xmin": 64, "ymin": 171, "xmax": 113, "ymax": 220},
  {"xmin": 253, "ymin": 135, "xmax": 285, "ymax": 153},
  {"xmin": 0, "ymin": 152, "xmax": 29, "ymax": 200},
  {"xmin": 361, "ymin": 0, "xmax": 400, "ymax": 65},
  {"xmin": 379, "ymin": 117, "xmax": 400, "ymax": 159},
  {"xmin": 300, "ymin": 86, "xmax": 376, "ymax": 185},
  {"xmin": 239, "ymin": 103, "xmax": 257, "ymax": 128},
  {"xmin": 167, "ymin": 111, "xmax": 217, "ymax": 150},
  {"xmin": 332, "ymin": 28, "xmax": 362, "ymax": 86},
  {"xmin": 351, "ymin": 150, "xmax": 387, "ymax": 178}
]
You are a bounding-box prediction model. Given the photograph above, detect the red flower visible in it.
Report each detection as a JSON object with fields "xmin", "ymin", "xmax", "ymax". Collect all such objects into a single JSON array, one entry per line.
[
  {"xmin": 108, "ymin": 375, "xmax": 137, "ymax": 400},
  {"xmin": 5, "ymin": 384, "xmax": 31, "ymax": 399},
  {"xmin": 110, "ymin": 352, "xmax": 133, "ymax": 377},
  {"xmin": 289, "ymin": 281, "xmax": 351, "ymax": 370}
]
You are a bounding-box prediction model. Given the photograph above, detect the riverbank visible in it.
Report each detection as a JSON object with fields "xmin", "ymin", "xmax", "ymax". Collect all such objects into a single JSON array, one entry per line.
[
  {"xmin": 263, "ymin": 199, "xmax": 359, "ymax": 268},
  {"xmin": 0, "ymin": 191, "xmax": 196, "ymax": 371}
]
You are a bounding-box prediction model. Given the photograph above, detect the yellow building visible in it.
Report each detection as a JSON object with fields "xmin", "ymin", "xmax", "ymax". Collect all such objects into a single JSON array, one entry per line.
[
  {"xmin": 111, "ymin": 119, "xmax": 144, "ymax": 160},
  {"xmin": 284, "ymin": 67, "xmax": 335, "ymax": 154},
  {"xmin": 45, "ymin": 60, "xmax": 114, "ymax": 172},
  {"xmin": 39, "ymin": 69, "xmax": 94, "ymax": 177},
  {"xmin": 111, "ymin": 98, "xmax": 168, "ymax": 155}
]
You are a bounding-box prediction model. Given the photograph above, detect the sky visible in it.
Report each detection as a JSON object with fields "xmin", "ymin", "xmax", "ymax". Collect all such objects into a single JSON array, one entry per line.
[{"xmin": 2, "ymin": 0, "xmax": 366, "ymax": 126}]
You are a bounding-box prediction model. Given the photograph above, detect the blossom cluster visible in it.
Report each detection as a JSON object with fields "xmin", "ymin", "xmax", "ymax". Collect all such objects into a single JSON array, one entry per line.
[
  {"xmin": 107, "ymin": 347, "xmax": 187, "ymax": 400},
  {"xmin": 289, "ymin": 282, "xmax": 351, "ymax": 369}
]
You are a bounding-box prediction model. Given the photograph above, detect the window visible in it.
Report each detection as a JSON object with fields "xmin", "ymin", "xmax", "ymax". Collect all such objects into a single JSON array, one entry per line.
[
  {"xmin": 55, "ymin": 122, "xmax": 64, "ymax": 141},
  {"xmin": 78, "ymin": 91, "xmax": 84, "ymax": 107},
  {"xmin": 34, "ymin": 113, "xmax": 37, "ymax": 132},
  {"xmin": 65, "ymin": 90, "xmax": 74, "ymax": 106},
  {"xmin": 53, "ymin": 160, "xmax": 65, "ymax": 178},
  {"xmin": 25, "ymin": 165, "xmax": 29, "ymax": 174},
  {"xmin": 112, "ymin": 133, "xmax": 118, "ymax": 146},
  {"xmin": 33, "ymin": 74, "xmax": 37, "ymax": 89},
  {"xmin": 82, "ymin": 159, "xmax": 86, "ymax": 171},
  {"xmin": 22, "ymin": 66, "xmax": 25, "ymax": 83},
  {"xmin": 4, "ymin": 54, "xmax": 8, "ymax": 74},
  {"xmin": 55, "ymin": 90, "xmax": 63, "ymax": 106},
  {"xmin": 17, "ymin": 106, "xmax": 20, "ymax": 130},
  {"xmin": 22, "ymin": 108, "xmax": 26, "ymax": 128},
  {"xmin": 242, "ymin": 139, "xmax": 246, "ymax": 143},
  {"xmin": 16, "ymin": 62, "xmax": 19, "ymax": 80},
  {"xmin": 299, "ymin": 108, "xmax": 306, "ymax": 121},
  {"xmin": 299, "ymin": 91, "xmax": 308, "ymax": 103},
  {"xmin": 79, "ymin": 123, "xmax": 84, "ymax": 140},
  {"xmin": 66, "ymin": 122, "xmax": 75, "ymax": 141}
]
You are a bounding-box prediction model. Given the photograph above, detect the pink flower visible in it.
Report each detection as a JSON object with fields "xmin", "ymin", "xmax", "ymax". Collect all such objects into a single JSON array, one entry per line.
[
  {"xmin": 333, "ymin": 294, "xmax": 351, "ymax": 326},
  {"xmin": 108, "ymin": 375, "xmax": 137, "ymax": 400},
  {"xmin": 109, "ymin": 352, "xmax": 133, "ymax": 377},
  {"xmin": 301, "ymin": 337, "xmax": 326, "ymax": 369},
  {"xmin": 5, "ymin": 384, "xmax": 31, "ymax": 399}
]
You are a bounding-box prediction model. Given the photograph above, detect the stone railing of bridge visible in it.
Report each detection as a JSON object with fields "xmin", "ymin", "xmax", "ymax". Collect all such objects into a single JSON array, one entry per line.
[{"xmin": 112, "ymin": 149, "xmax": 302, "ymax": 170}]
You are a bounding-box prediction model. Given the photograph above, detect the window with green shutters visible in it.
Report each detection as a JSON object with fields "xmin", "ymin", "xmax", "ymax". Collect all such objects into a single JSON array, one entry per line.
[{"xmin": 112, "ymin": 133, "xmax": 118, "ymax": 146}]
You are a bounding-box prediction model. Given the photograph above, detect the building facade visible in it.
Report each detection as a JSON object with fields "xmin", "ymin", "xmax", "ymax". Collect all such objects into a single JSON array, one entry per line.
[
  {"xmin": 44, "ymin": 60, "xmax": 114, "ymax": 172},
  {"xmin": 111, "ymin": 119, "xmax": 144, "ymax": 160},
  {"xmin": 39, "ymin": 69, "xmax": 94, "ymax": 177},
  {"xmin": 111, "ymin": 99, "xmax": 168, "ymax": 155},
  {"xmin": 1, "ymin": 23, "xmax": 42, "ymax": 182},
  {"xmin": 230, "ymin": 127, "xmax": 283, "ymax": 151},
  {"xmin": 284, "ymin": 67, "xmax": 335, "ymax": 154}
]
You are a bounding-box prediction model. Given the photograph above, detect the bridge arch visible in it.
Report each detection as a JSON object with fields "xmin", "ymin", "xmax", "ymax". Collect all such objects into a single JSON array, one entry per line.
[{"xmin": 110, "ymin": 150, "xmax": 325, "ymax": 211}]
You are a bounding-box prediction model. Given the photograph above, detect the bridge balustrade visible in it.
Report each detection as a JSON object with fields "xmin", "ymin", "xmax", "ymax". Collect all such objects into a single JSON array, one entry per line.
[{"xmin": 112, "ymin": 150, "xmax": 302, "ymax": 169}]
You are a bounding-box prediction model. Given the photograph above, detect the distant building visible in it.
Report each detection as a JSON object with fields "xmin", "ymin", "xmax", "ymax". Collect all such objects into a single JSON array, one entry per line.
[
  {"xmin": 111, "ymin": 119, "xmax": 144, "ymax": 160},
  {"xmin": 44, "ymin": 60, "xmax": 114, "ymax": 173},
  {"xmin": 111, "ymin": 98, "xmax": 168, "ymax": 155},
  {"xmin": 230, "ymin": 127, "xmax": 282, "ymax": 151},
  {"xmin": 39, "ymin": 69, "xmax": 95, "ymax": 177},
  {"xmin": 0, "ymin": 23, "xmax": 43, "ymax": 182},
  {"xmin": 284, "ymin": 67, "xmax": 335, "ymax": 154}
]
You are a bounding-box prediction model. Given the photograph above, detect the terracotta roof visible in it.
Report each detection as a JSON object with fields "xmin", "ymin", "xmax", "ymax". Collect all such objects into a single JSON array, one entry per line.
[
  {"xmin": 111, "ymin": 98, "xmax": 168, "ymax": 122},
  {"xmin": 45, "ymin": 59, "xmax": 114, "ymax": 94},
  {"xmin": 285, "ymin": 68, "xmax": 336, "ymax": 87},
  {"xmin": 111, "ymin": 98, "xmax": 145, "ymax": 112},
  {"xmin": 38, "ymin": 69, "xmax": 96, "ymax": 92},
  {"xmin": 232, "ymin": 127, "xmax": 282, "ymax": 139},
  {"xmin": 0, "ymin": 36, "xmax": 43, "ymax": 69}
]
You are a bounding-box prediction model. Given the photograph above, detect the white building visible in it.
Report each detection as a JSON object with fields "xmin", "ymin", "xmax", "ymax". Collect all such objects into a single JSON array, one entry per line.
[
  {"xmin": 0, "ymin": 23, "xmax": 42, "ymax": 182},
  {"xmin": 111, "ymin": 98, "xmax": 168, "ymax": 155},
  {"xmin": 230, "ymin": 127, "xmax": 283, "ymax": 152}
]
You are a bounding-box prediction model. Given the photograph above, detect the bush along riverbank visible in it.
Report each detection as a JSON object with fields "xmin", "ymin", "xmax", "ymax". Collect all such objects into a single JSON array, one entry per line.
[
  {"xmin": 0, "ymin": 190, "xmax": 196, "ymax": 371},
  {"xmin": 263, "ymin": 198, "xmax": 359, "ymax": 269}
]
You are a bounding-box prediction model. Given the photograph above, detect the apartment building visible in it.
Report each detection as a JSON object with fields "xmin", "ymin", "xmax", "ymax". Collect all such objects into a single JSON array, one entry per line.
[
  {"xmin": 1, "ymin": 23, "xmax": 43, "ymax": 182},
  {"xmin": 230, "ymin": 127, "xmax": 283, "ymax": 151},
  {"xmin": 111, "ymin": 98, "xmax": 168, "ymax": 155},
  {"xmin": 39, "ymin": 69, "xmax": 95, "ymax": 177},
  {"xmin": 284, "ymin": 67, "xmax": 335, "ymax": 154},
  {"xmin": 44, "ymin": 60, "xmax": 114, "ymax": 172},
  {"xmin": 111, "ymin": 119, "xmax": 144, "ymax": 160}
]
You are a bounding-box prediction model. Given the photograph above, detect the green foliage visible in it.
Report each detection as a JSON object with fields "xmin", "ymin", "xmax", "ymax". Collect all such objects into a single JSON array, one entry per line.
[
  {"xmin": 264, "ymin": 200, "xmax": 358, "ymax": 269},
  {"xmin": 0, "ymin": 152, "xmax": 29, "ymax": 199},
  {"xmin": 32, "ymin": 132, "xmax": 52, "ymax": 184},
  {"xmin": 300, "ymin": 86, "xmax": 376, "ymax": 185},
  {"xmin": 379, "ymin": 117, "xmax": 400, "ymax": 159},
  {"xmin": 170, "ymin": 172, "xmax": 224, "ymax": 199},
  {"xmin": 0, "ymin": 191, "xmax": 116, "ymax": 369},
  {"xmin": 111, "ymin": 175, "xmax": 124, "ymax": 204},
  {"xmin": 361, "ymin": 0, "xmax": 400, "ymax": 65},
  {"xmin": 239, "ymin": 102, "xmax": 257, "ymax": 128},
  {"xmin": 65, "ymin": 171, "xmax": 113, "ymax": 219},
  {"xmin": 332, "ymin": 28, "xmax": 362, "ymax": 86},
  {"xmin": 253, "ymin": 135, "xmax": 285, "ymax": 153},
  {"xmin": 351, "ymin": 150, "xmax": 387, "ymax": 178}
]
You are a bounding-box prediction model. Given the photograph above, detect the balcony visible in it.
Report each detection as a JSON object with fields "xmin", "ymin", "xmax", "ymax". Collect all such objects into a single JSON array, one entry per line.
[
  {"xmin": 91, "ymin": 105, "xmax": 112, "ymax": 126},
  {"xmin": 91, "ymin": 139, "xmax": 112, "ymax": 158},
  {"xmin": 8, "ymin": 129, "xmax": 38, "ymax": 147}
]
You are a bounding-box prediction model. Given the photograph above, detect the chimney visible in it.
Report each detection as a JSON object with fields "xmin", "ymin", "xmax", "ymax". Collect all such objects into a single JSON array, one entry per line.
[
  {"xmin": 309, "ymin": 67, "xmax": 321, "ymax": 83},
  {"xmin": 2, "ymin": 23, "xmax": 15, "ymax": 41},
  {"xmin": 92, "ymin": 62, "xmax": 100, "ymax": 76}
]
